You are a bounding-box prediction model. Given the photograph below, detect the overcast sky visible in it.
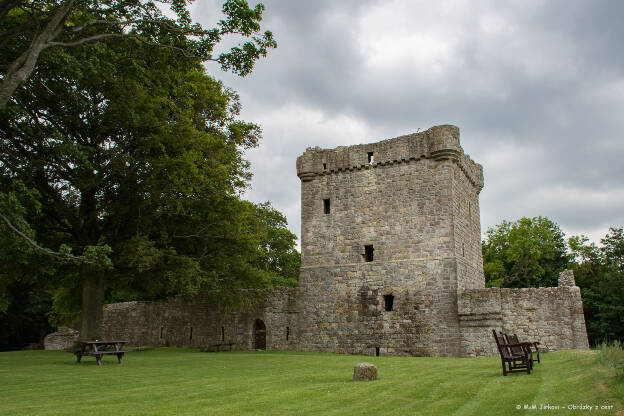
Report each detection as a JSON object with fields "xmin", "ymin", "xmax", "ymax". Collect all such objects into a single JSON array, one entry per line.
[{"xmin": 192, "ymin": 0, "xmax": 624, "ymax": 247}]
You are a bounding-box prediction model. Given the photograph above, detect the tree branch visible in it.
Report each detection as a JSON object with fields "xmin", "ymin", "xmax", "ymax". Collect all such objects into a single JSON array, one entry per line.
[
  {"xmin": 48, "ymin": 32, "xmax": 128, "ymax": 47},
  {"xmin": 49, "ymin": 33, "xmax": 202, "ymax": 60},
  {"xmin": 68, "ymin": 18, "xmax": 206, "ymax": 36},
  {"xmin": 0, "ymin": 211, "xmax": 92, "ymax": 263},
  {"xmin": 131, "ymin": 35, "xmax": 202, "ymax": 59}
]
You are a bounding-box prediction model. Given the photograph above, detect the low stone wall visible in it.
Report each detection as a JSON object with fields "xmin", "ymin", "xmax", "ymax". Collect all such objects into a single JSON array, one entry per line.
[
  {"xmin": 458, "ymin": 283, "xmax": 589, "ymax": 357},
  {"xmin": 101, "ymin": 288, "xmax": 300, "ymax": 350}
]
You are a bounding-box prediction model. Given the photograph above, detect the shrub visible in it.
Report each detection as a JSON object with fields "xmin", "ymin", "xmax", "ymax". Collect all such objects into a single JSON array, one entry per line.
[{"xmin": 600, "ymin": 341, "xmax": 624, "ymax": 379}]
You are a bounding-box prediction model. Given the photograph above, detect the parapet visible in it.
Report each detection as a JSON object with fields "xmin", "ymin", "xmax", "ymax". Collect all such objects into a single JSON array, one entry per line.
[{"xmin": 296, "ymin": 125, "xmax": 483, "ymax": 191}]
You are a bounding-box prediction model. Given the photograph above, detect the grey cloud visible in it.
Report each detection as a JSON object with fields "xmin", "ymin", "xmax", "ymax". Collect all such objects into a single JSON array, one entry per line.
[{"xmin": 194, "ymin": 0, "xmax": 624, "ymax": 244}]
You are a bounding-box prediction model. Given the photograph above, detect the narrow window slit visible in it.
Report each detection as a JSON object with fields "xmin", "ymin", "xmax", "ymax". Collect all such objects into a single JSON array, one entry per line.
[
  {"xmin": 286, "ymin": 326, "xmax": 290, "ymax": 341},
  {"xmin": 323, "ymin": 199, "xmax": 331, "ymax": 214},
  {"xmin": 384, "ymin": 294, "xmax": 394, "ymax": 312},
  {"xmin": 221, "ymin": 326, "xmax": 225, "ymax": 342},
  {"xmin": 364, "ymin": 245, "xmax": 374, "ymax": 262},
  {"xmin": 189, "ymin": 327, "xmax": 193, "ymax": 340}
]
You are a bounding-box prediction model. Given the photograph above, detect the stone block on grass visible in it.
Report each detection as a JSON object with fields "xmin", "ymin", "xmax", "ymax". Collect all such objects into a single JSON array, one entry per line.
[
  {"xmin": 353, "ymin": 362, "xmax": 377, "ymax": 381},
  {"xmin": 43, "ymin": 327, "xmax": 79, "ymax": 351}
]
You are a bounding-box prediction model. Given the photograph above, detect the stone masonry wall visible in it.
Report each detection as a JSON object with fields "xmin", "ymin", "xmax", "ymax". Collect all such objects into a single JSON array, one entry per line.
[
  {"xmin": 452, "ymin": 159, "xmax": 484, "ymax": 291},
  {"xmin": 458, "ymin": 272, "xmax": 589, "ymax": 357},
  {"xmin": 101, "ymin": 288, "xmax": 301, "ymax": 350},
  {"xmin": 296, "ymin": 125, "xmax": 483, "ymax": 357}
]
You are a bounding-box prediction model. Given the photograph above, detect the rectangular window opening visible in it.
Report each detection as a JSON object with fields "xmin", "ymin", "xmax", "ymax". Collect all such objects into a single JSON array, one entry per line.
[
  {"xmin": 462, "ymin": 243, "xmax": 465, "ymax": 257},
  {"xmin": 323, "ymin": 162, "xmax": 327, "ymax": 170},
  {"xmin": 384, "ymin": 294, "xmax": 394, "ymax": 312},
  {"xmin": 189, "ymin": 327, "xmax": 193, "ymax": 340},
  {"xmin": 367, "ymin": 152, "xmax": 374, "ymax": 164},
  {"xmin": 221, "ymin": 326, "xmax": 225, "ymax": 342},
  {"xmin": 364, "ymin": 245, "xmax": 374, "ymax": 262},
  {"xmin": 375, "ymin": 347, "xmax": 380, "ymax": 357},
  {"xmin": 160, "ymin": 326, "xmax": 164, "ymax": 339},
  {"xmin": 286, "ymin": 326, "xmax": 290, "ymax": 341},
  {"xmin": 323, "ymin": 198, "xmax": 331, "ymax": 214}
]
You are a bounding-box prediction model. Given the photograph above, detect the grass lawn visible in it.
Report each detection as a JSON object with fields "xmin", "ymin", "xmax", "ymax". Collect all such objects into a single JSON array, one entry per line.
[{"xmin": 0, "ymin": 348, "xmax": 621, "ymax": 416}]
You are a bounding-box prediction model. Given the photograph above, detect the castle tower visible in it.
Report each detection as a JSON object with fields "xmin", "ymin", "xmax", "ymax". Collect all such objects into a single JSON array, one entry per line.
[{"xmin": 296, "ymin": 125, "xmax": 484, "ymax": 356}]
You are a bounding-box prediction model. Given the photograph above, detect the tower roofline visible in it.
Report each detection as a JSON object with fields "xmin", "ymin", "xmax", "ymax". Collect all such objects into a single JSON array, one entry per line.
[{"xmin": 296, "ymin": 124, "xmax": 483, "ymax": 192}]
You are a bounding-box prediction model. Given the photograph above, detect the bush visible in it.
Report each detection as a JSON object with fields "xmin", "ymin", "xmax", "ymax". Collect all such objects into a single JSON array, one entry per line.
[{"xmin": 600, "ymin": 341, "xmax": 624, "ymax": 379}]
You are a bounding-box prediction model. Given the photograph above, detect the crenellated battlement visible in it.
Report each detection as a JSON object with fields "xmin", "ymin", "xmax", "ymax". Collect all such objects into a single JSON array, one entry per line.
[{"xmin": 296, "ymin": 125, "xmax": 483, "ymax": 191}]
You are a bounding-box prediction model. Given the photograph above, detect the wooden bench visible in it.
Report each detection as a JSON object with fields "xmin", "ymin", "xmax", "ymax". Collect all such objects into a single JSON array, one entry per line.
[
  {"xmin": 492, "ymin": 330, "xmax": 531, "ymax": 376},
  {"xmin": 74, "ymin": 340, "xmax": 128, "ymax": 366},
  {"xmin": 505, "ymin": 333, "xmax": 540, "ymax": 364}
]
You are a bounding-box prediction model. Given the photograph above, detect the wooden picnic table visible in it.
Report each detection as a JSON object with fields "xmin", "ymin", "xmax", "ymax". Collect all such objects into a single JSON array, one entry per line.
[{"xmin": 74, "ymin": 340, "xmax": 128, "ymax": 366}]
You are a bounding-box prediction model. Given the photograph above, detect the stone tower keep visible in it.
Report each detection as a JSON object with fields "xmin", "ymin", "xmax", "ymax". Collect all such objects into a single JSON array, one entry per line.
[{"xmin": 296, "ymin": 125, "xmax": 485, "ymax": 356}]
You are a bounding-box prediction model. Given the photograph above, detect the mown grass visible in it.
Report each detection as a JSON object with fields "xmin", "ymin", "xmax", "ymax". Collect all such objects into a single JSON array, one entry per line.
[{"xmin": 0, "ymin": 349, "xmax": 621, "ymax": 415}]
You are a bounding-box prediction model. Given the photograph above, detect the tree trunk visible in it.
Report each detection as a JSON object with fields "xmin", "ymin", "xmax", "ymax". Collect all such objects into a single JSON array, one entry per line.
[{"xmin": 79, "ymin": 265, "xmax": 106, "ymax": 340}]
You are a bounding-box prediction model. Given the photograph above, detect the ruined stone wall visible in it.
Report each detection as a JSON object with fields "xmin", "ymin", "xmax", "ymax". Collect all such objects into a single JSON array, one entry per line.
[
  {"xmin": 458, "ymin": 273, "xmax": 589, "ymax": 357},
  {"xmin": 101, "ymin": 288, "xmax": 301, "ymax": 350}
]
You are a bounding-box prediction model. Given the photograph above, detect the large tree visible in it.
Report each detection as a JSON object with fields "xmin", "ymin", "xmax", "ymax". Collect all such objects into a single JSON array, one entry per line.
[
  {"xmin": 0, "ymin": 11, "xmax": 287, "ymax": 340},
  {"xmin": 0, "ymin": 0, "xmax": 276, "ymax": 107},
  {"xmin": 482, "ymin": 216, "xmax": 569, "ymax": 288}
]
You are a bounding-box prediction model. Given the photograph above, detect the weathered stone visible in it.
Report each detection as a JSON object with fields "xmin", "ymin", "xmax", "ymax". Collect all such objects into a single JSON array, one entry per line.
[
  {"xmin": 100, "ymin": 125, "xmax": 589, "ymax": 358},
  {"xmin": 353, "ymin": 362, "xmax": 378, "ymax": 381},
  {"xmin": 457, "ymin": 285, "xmax": 589, "ymax": 356},
  {"xmin": 44, "ymin": 327, "xmax": 79, "ymax": 350},
  {"xmin": 558, "ymin": 270, "xmax": 576, "ymax": 287}
]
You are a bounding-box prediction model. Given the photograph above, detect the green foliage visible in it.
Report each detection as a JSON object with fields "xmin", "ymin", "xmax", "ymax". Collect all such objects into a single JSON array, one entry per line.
[
  {"xmin": 0, "ymin": 279, "xmax": 54, "ymax": 351},
  {"xmin": 0, "ymin": 0, "xmax": 276, "ymax": 84},
  {"xmin": 602, "ymin": 227, "xmax": 624, "ymax": 273},
  {"xmin": 0, "ymin": 183, "xmax": 57, "ymax": 314},
  {"xmin": 569, "ymin": 228, "xmax": 624, "ymax": 345},
  {"xmin": 482, "ymin": 216, "xmax": 568, "ymax": 288},
  {"xmin": 0, "ymin": 5, "xmax": 290, "ymax": 340},
  {"xmin": 600, "ymin": 341, "xmax": 624, "ymax": 379},
  {"xmin": 255, "ymin": 202, "xmax": 300, "ymax": 288},
  {"xmin": 0, "ymin": 184, "xmax": 57, "ymax": 350},
  {"xmin": 580, "ymin": 271, "xmax": 624, "ymax": 345}
]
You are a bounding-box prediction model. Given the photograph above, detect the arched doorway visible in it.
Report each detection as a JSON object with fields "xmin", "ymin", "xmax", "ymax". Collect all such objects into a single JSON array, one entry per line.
[{"xmin": 253, "ymin": 319, "xmax": 266, "ymax": 350}]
